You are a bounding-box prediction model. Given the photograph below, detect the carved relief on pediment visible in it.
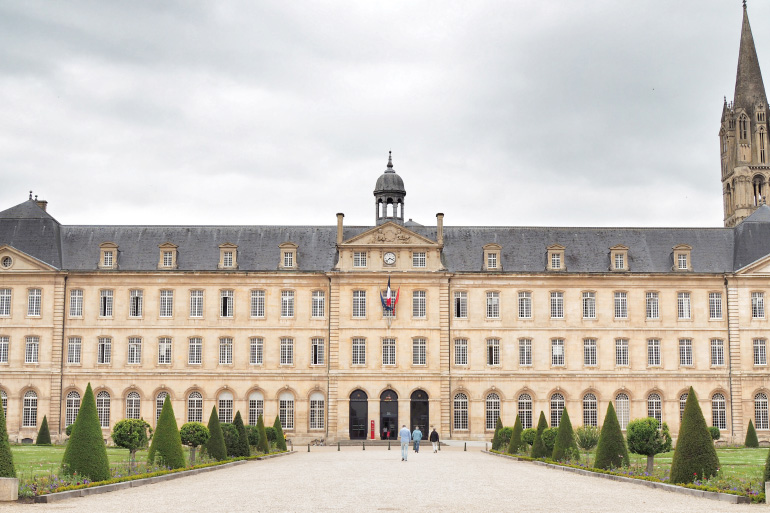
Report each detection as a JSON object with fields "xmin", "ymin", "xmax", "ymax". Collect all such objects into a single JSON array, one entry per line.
[{"xmin": 369, "ymin": 226, "xmax": 412, "ymax": 244}]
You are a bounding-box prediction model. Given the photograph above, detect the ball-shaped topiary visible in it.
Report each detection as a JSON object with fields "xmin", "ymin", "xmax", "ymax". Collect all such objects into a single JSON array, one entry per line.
[
  {"xmin": 521, "ymin": 428, "xmax": 536, "ymax": 447},
  {"xmin": 147, "ymin": 395, "xmax": 186, "ymax": 469},
  {"xmin": 531, "ymin": 412, "xmax": 549, "ymax": 458},
  {"xmin": 264, "ymin": 426, "xmax": 277, "ymax": 443},
  {"xmin": 62, "ymin": 383, "xmax": 110, "ymax": 482},
  {"xmin": 669, "ymin": 387, "xmax": 720, "ymax": 484},
  {"xmin": 746, "ymin": 419, "xmax": 759, "ymax": 448},
  {"xmin": 256, "ymin": 414, "xmax": 270, "ymax": 454},
  {"xmin": 36, "ymin": 415, "xmax": 51, "ymax": 445},
  {"xmin": 552, "ymin": 409, "xmax": 580, "ymax": 462},
  {"xmin": 205, "ymin": 407, "xmax": 227, "ymax": 461},
  {"xmin": 491, "ymin": 416, "xmax": 503, "ymax": 451},
  {"xmin": 594, "ymin": 401, "xmax": 629, "ymax": 470},
  {"xmin": 542, "ymin": 428, "xmax": 558, "ymax": 454},
  {"xmin": 507, "ymin": 414, "xmax": 523, "ymax": 454},
  {"xmin": 0, "ymin": 399, "xmax": 16, "ymax": 478},
  {"xmin": 273, "ymin": 415, "xmax": 287, "ymax": 451},
  {"xmin": 626, "ymin": 417, "xmax": 671, "ymax": 474},
  {"xmin": 180, "ymin": 422, "xmax": 210, "ymax": 465},
  {"xmin": 232, "ymin": 411, "xmax": 250, "ymax": 457},
  {"xmin": 112, "ymin": 418, "xmax": 150, "ymax": 470}
]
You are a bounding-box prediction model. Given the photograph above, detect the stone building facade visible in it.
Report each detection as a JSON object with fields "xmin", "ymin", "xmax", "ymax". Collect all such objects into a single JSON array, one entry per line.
[{"xmin": 1, "ymin": 5, "xmax": 770, "ymax": 445}]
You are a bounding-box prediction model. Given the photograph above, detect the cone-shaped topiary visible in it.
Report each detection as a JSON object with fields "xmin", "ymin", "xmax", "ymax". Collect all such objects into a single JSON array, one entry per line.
[
  {"xmin": 62, "ymin": 383, "xmax": 110, "ymax": 481},
  {"xmin": 746, "ymin": 419, "xmax": 759, "ymax": 448},
  {"xmin": 669, "ymin": 388, "xmax": 720, "ymax": 484},
  {"xmin": 594, "ymin": 401, "xmax": 629, "ymax": 470},
  {"xmin": 552, "ymin": 408, "xmax": 580, "ymax": 461},
  {"xmin": 0, "ymin": 399, "xmax": 15, "ymax": 478},
  {"xmin": 256, "ymin": 414, "xmax": 270, "ymax": 454},
  {"xmin": 491, "ymin": 416, "xmax": 503, "ymax": 451},
  {"xmin": 507, "ymin": 414, "xmax": 523, "ymax": 454},
  {"xmin": 273, "ymin": 415, "xmax": 287, "ymax": 451},
  {"xmin": 232, "ymin": 411, "xmax": 250, "ymax": 457},
  {"xmin": 147, "ymin": 395, "xmax": 186, "ymax": 469},
  {"xmin": 36, "ymin": 415, "xmax": 51, "ymax": 445},
  {"xmin": 205, "ymin": 407, "xmax": 227, "ymax": 461},
  {"xmin": 531, "ymin": 412, "xmax": 549, "ymax": 458}
]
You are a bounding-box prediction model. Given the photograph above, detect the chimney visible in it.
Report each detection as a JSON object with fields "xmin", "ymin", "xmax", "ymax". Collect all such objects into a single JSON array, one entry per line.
[
  {"xmin": 436, "ymin": 213, "xmax": 444, "ymax": 245},
  {"xmin": 336, "ymin": 213, "xmax": 344, "ymax": 245},
  {"xmin": 34, "ymin": 195, "xmax": 48, "ymax": 212}
]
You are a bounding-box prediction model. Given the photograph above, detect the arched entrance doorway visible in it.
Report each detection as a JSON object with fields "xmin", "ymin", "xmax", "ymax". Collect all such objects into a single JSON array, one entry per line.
[
  {"xmin": 380, "ymin": 389, "xmax": 398, "ymax": 440},
  {"xmin": 410, "ymin": 390, "xmax": 429, "ymax": 435},
  {"xmin": 349, "ymin": 389, "xmax": 368, "ymax": 440}
]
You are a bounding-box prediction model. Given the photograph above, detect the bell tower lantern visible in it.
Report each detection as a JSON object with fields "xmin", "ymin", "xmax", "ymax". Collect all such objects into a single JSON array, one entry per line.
[{"xmin": 374, "ymin": 152, "xmax": 406, "ymax": 225}]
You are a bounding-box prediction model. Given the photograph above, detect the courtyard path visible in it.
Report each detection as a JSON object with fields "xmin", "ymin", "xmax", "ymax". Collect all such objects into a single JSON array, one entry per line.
[{"xmin": 0, "ymin": 447, "xmax": 753, "ymax": 512}]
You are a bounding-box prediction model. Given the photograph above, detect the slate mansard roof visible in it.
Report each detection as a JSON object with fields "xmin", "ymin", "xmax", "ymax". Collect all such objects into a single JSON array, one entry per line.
[{"xmin": 2, "ymin": 199, "xmax": 770, "ymax": 274}]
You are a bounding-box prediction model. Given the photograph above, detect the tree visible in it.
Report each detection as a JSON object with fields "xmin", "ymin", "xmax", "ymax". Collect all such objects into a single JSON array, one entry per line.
[
  {"xmin": 669, "ymin": 388, "xmax": 720, "ymax": 484},
  {"xmin": 521, "ymin": 428, "xmax": 536, "ymax": 447},
  {"xmin": 273, "ymin": 415, "xmax": 287, "ymax": 451},
  {"xmin": 531, "ymin": 412, "xmax": 549, "ymax": 458},
  {"xmin": 491, "ymin": 416, "xmax": 503, "ymax": 451},
  {"xmin": 594, "ymin": 402, "xmax": 629, "ymax": 470},
  {"xmin": 626, "ymin": 417, "xmax": 672, "ymax": 474},
  {"xmin": 552, "ymin": 409, "xmax": 580, "ymax": 462},
  {"xmin": 745, "ymin": 420, "xmax": 759, "ymax": 448},
  {"xmin": 507, "ymin": 415, "xmax": 523, "ymax": 454},
  {"xmin": 575, "ymin": 425, "xmax": 600, "ymax": 466},
  {"xmin": 542, "ymin": 428, "xmax": 558, "ymax": 454},
  {"xmin": 256, "ymin": 414, "xmax": 270, "ymax": 454},
  {"xmin": 111, "ymin": 419, "xmax": 150, "ymax": 471},
  {"xmin": 205, "ymin": 407, "xmax": 227, "ymax": 461},
  {"xmin": 180, "ymin": 422, "xmax": 210, "ymax": 465},
  {"xmin": 0, "ymin": 399, "xmax": 15, "ymax": 478},
  {"xmin": 147, "ymin": 395, "xmax": 186, "ymax": 469},
  {"xmin": 36, "ymin": 415, "xmax": 51, "ymax": 445},
  {"xmin": 61, "ymin": 383, "xmax": 110, "ymax": 482},
  {"xmin": 708, "ymin": 426, "xmax": 721, "ymax": 441},
  {"xmin": 221, "ymin": 424, "xmax": 239, "ymax": 457},
  {"xmin": 246, "ymin": 425, "xmax": 260, "ymax": 447},
  {"xmin": 232, "ymin": 412, "xmax": 250, "ymax": 457}
]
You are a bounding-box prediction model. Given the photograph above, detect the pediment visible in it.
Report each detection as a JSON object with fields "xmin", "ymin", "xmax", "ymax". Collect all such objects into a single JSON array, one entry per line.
[
  {"xmin": 341, "ymin": 222, "xmax": 439, "ymax": 247},
  {"xmin": 610, "ymin": 244, "xmax": 629, "ymax": 251},
  {"xmin": 219, "ymin": 242, "xmax": 238, "ymax": 249},
  {"xmin": 0, "ymin": 245, "xmax": 58, "ymax": 272},
  {"xmin": 547, "ymin": 244, "xmax": 566, "ymax": 251},
  {"xmin": 736, "ymin": 252, "xmax": 770, "ymax": 275}
]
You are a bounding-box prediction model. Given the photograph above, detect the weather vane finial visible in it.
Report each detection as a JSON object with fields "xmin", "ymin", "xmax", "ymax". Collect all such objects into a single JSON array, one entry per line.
[
  {"xmin": 744, "ymin": 0, "xmax": 747, "ymax": 10},
  {"xmin": 29, "ymin": 190, "xmax": 32, "ymax": 200}
]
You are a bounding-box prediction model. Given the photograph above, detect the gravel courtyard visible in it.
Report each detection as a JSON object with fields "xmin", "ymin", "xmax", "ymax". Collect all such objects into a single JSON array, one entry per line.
[{"xmin": 1, "ymin": 447, "xmax": 754, "ymax": 512}]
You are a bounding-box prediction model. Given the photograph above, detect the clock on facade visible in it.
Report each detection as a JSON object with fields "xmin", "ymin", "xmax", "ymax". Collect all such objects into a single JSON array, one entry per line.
[{"xmin": 383, "ymin": 252, "xmax": 396, "ymax": 265}]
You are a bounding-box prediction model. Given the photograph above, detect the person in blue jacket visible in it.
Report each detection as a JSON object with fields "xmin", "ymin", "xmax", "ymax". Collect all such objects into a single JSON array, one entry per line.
[
  {"xmin": 399, "ymin": 424, "xmax": 411, "ymax": 461},
  {"xmin": 412, "ymin": 425, "xmax": 423, "ymax": 453}
]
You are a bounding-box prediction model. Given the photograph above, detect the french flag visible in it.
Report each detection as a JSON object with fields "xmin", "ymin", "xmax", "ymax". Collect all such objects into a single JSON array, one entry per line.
[{"xmin": 381, "ymin": 276, "xmax": 400, "ymax": 311}]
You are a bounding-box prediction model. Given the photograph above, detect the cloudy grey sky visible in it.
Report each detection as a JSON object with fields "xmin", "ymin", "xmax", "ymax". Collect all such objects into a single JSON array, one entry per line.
[{"xmin": 1, "ymin": 1, "xmax": 766, "ymax": 228}]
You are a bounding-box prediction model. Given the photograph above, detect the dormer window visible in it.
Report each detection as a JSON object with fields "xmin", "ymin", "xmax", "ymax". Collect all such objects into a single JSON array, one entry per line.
[
  {"xmin": 673, "ymin": 244, "xmax": 692, "ymax": 272},
  {"xmin": 483, "ymin": 244, "xmax": 501, "ymax": 271},
  {"xmin": 218, "ymin": 243, "xmax": 238, "ymax": 270},
  {"xmin": 98, "ymin": 242, "xmax": 119, "ymax": 270},
  {"xmin": 610, "ymin": 245, "xmax": 629, "ymax": 271},
  {"xmin": 158, "ymin": 242, "xmax": 178, "ymax": 270},
  {"xmin": 279, "ymin": 242, "xmax": 298, "ymax": 270},
  {"xmin": 547, "ymin": 244, "xmax": 565, "ymax": 271}
]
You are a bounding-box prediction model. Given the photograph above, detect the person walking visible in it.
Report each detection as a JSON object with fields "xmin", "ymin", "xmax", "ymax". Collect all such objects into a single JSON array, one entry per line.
[
  {"xmin": 412, "ymin": 425, "xmax": 423, "ymax": 453},
  {"xmin": 399, "ymin": 424, "xmax": 411, "ymax": 461},
  {"xmin": 429, "ymin": 427, "xmax": 439, "ymax": 453}
]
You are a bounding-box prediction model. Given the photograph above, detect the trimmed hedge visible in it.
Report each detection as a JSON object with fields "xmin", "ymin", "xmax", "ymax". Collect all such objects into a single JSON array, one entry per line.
[
  {"xmin": 552, "ymin": 408, "xmax": 580, "ymax": 461},
  {"xmin": 256, "ymin": 414, "xmax": 270, "ymax": 454},
  {"xmin": 594, "ymin": 401, "xmax": 629, "ymax": 470},
  {"xmin": 670, "ymin": 387, "xmax": 720, "ymax": 484},
  {"xmin": 746, "ymin": 420, "xmax": 759, "ymax": 448},
  {"xmin": 531, "ymin": 412, "xmax": 549, "ymax": 458},
  {"xmin": 62, "ymin": 383, "xmax": 110, "ymax": 482},
  {"xmin": 521, "ymin": 428, "xmax": 536, "ymax": 447},
  {"xmin": 507, "ymin": 415, "xmax": 523, "ymax": 454},
  {"xmin": 0, "ymin": 398, "xmax": 15, "ymax": 477},
  {"xmin": 273, "ymin": 415, "xmax": 287, "ymax": 451},
  {"xmin": 221, "ymin": 423, "xmax": 239, "ymax": 457},
  {"xmin": 147, "ymin": 395, "xmax": 186, "ymax": 469},
  {"xmin": 233, "ymin": 411, "xmax": 250, "ymax": 457},
  {"xmin": 205, "ymin": 407, "xmax": 227, "ymax": 461},
  {"xmin": 36, "ymin": 415, "xmax": 52, "ymax": 445}
]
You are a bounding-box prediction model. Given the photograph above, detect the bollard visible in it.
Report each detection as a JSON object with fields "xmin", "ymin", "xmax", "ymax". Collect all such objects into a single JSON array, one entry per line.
[
  {"xmin": 363, "ymin": 441, "xmax": 365, "ymax": 451},
  {"xmin": 388, "ymin": 441, "xmax": 391, "ymax": 450},
  {"xmin": 464, "ymin": 442, "xmax": 467, "ymax": 452},
  {"xmin": 308, "ymin": 444, "xmax": 310, "ymax": 452},
  {"xmin": 765, "ymin": 481, "xmax": 770, "ymax": 502},
  {"xmin": 337, "ymin": 442, "xmax": 340, "ymax": 451},
  {"xmin": 486, "ymin": 442, "xmax": 488, "ymax": 452}
]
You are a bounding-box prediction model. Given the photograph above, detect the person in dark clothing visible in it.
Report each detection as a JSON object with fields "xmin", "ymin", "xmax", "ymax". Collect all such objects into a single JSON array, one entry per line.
[{"xmin": 429, "ymin": 427, "xmax": 439, "ymax": 453}]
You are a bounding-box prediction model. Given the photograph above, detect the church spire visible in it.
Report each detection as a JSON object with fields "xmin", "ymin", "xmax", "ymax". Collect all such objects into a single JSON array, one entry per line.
[{"xmin": 734, "ymin": 3, "xmax": 767, "ymax": 113}]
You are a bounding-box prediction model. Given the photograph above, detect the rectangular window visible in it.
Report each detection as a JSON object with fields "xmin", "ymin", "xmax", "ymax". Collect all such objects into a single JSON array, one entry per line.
[
  {"xmin": 283, "ymin": 251, "xmax": 294, "ymax": 268},
  {"xmin": 0, "ymin": 336, "xmax": 7, "ymax": 363},
  {"xmin": 614, "ymin": 292, "xmax": 628, "ymax": 319},
  {"xmin": 551, "ymin": 339, "xmax": 565, "ymax": 366},
  {"xmin": 614, "ymin": 253, "xmax": 625, "ymax": 270},
  {"xmin": 412, "ymin": 290, "xmax": 426, "ymax": 318},
  {"xmin": 189, "ymin": 290, "xmax": 203, "ymax": 318},
  {"xmin": 158, "ymin": 337, "xmax": 172, "ymax": 364},
  {"xmin": 754, "ymin": 339, "xmax": 767, "ymax": 366},
  {"xmin": 709, "ymin": 292, "xmax": 723, "ymax": 320},
  {"xmin": 454, "ymin": 339, "xmax": 468, "ymax": 365},
  {"xmin": 223, "ymin": 251, "xmax": 233, "ymax": 268},
  {"xmin": 99, "ymin": 289, "xmax": 113, "ymax": 317},
  {"xmin": 487, "ymin": 253, "xmax": 497, "ymax": 269},
  {"xmin": 648, "ymin": 339, "xmax": 661, "ymax": 366},
  {"xmin": 454, "ymin": 292, "xmax": 468, "ymax": 318},
  {"xmin": 382, "ymin": 338, "xmax": 396, "ymax": 366},
  {"xmin": 677, "ymin": 253, "xmax": 688, "ymax": 270},
  {"xmin": 518, "ymin": 292, "xmax": 532, "ymax": 319},
  {"xmin": 250, "ymin": 337, "xmax": 263, "ymax": 365},
  {"xmin": 67, "ymin": 336, "xmax": 81, "ymax": 364},
  {"xmin": 413, "ymin": 251, "xmax": 426, "ymax": 267},
  {"xmin": 97, "ymin": 337, "xmax": 112, "ymax": 364},
  {"xmin": 28, "ymin": 288, "xmax": 42, "ymax": 316},
  {"xmin": 679, "ymin": 339, "xmax": 693, "ymax": 366},
  {"xmin": 711, "ymin": 339, "xmax": 724, "ymax": 366},
  {"xmin": 352, "ymin": 290, "xmax": 366, "ymax": 318},
  {"xmin": 413, "ymin": 338, "xmax": 427, "ymax": 365},
  {"xmin": 219, "ymin": 337, "xmax": 233, "ymax": 364},
  {"xmin": 551, "ymin": 253, "xmax": 561, "ymax": 270},
  {"xmin": 752, "ymin": 292, "xmax": 765, "ymax": 319},
  {"xmin": 583, "ymin": 339, "xmax": 597, "ymax": 366},
  {"xmin": 220, "ymin": 290, "xmax": 234, "ymax": 318},
  {"xmin": 0, "ymin": 289, "xmax": 10, "ymax": 317},
  {"xmin": 311, "ymin": 338, "xmax": 325, "ymax": 365},
  {"xmin": 310, "ymin": 398, "xmax": 324, "ymax": 430},
  {"xmin": 615, "ymin": 339, "xmax": 629, "ymax": 366},
  {"xmin": 646, "ymin": 292, "xmax": 659, "ymax": 320},
  {"xmin": 486, "ymin": 292, "xmax": 500, "ymax": 319},
  {"xmin": 25, "ymin": 336, "xmax": 39, "ymax": 363},
  {"xmin": 677, "ymin": 292, "xmax": 691, "ymax": 319},
  {"xmin": 281, "ymin": 290, "xmax": 294, "ymax": 318},
  {"xmin": 519, "ymin": 339, "xmax": 532, "ymax": 366},
  {"xmin": 280, "ymin": 337, "xmax": 294, "ymax": 365},
  {"xmin": 127, "ymin": 337, "xmax": 142, "ymax": 364},
  {"xmin": 353, "ymin": 252, "xmax": 367, "ymax": 267},
  {"xmin": 188, "ymin": 337, "xmax": 202, "ymax": 365},
  {"xmin": 487, "ymin": 339, "xmax": 500, "ymax": 366},
  {"xmin": 159, "ymin": 290, "xmax": 173, "ymax": 318},
  {"xmin": 128, "ymin": 289, "xmax": 143, "ymax": 318},
  {"xmin": 582, "ymin": 292, "xmax": 596, "ymax": 319},
  {"xmin": 312, "ymin": 291, "xmax": 325, "ymax": 318},
  {"xmin": 550, "ymin": 292, "xmax": 564, "ymax": 319},
  {"xmin": 103, "ymin": 250, "xmax": 114, "ymax": 267},
  {"xmin": 69, "ymin": 290, "xmax": 83, "ymax": 317},
  {"xmin": 163, "ymin": 250, "xmax": 173, "ymax": 267},
  {"xmin": 250, "ymin": 290, "xmax": 265, "ymax": 318}
]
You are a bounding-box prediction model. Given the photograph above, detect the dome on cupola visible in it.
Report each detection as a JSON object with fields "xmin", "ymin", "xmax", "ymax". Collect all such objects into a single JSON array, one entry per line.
[
  {"xmin": 373, "ymin": 152, "xmax": 406, "ymax": 225},
  {"xmin": 374, "ymin": 152, "xmax": 406, "ymax": 195}
]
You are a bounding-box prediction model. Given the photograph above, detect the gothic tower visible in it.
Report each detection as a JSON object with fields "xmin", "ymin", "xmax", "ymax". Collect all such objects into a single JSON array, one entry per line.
[
  {"xmin": 721, "ymin": 3, "xmax": 770, "ymax": 227},
  {"xmin": 373, "ymin": 152, "xmax": 406, "ymax": 225}
]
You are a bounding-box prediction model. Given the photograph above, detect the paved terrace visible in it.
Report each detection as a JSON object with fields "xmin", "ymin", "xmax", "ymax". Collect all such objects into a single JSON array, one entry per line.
[{"xmin": 4, "ymin": 446, "xmax": 753, "ymax": 512}]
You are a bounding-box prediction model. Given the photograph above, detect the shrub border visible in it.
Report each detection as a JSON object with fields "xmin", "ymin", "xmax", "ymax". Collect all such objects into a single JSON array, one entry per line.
[
  {"xmin": 33, "ymin": 451, "xmax": 294, "ymax": 503},
  {"xmin": 484, "ymin": 450, "xmax": 752, "ymax": 505}
]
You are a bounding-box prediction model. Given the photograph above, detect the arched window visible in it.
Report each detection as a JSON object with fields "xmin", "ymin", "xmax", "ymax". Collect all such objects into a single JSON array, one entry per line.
[
  {"xmin": 309, "ymin": 392, "xmax": 324, "ymax": 430},
  {"xmin": 23, "ymin": 390, "xmax": 37, "ymax": 427},
  {"xmin": 126, "ymin": 392, "xmax": 140, "ymax": 420},
  {"xmin": 485, "ymin": 393, "xmax": 500, "ymax": 430},
  {"xmin": 156, "ymin": 391, "xmax": 168, "ymax": 422},
  {"xmin": 96, "ymin": 391, "xmax": 110, "ymax": 428},
  {"xmin": 453, "ymin": 393, "xmax": 468, "ymax": 430},
  {"xmin": 679, "ymin": 393, "xmax": 688, "ymax": 421},
  {"xmin": 0, "ymin": 390, "xmax": 6, "ymax": 415},
  {"xmin": 647, "ymin": 393, "xmax": 662, "ymax": 424},
  {"xmin": 583, "ymin": 393, "xmax": 598, "ymax": 427},
  {"xmin": 615, "ymin": 393, "xmax": 629, "ymax": 430},
  {"xmin": 712, "ymin": 393, "xmax": 726, "ymax": 430},
  {"xmin": 279, "ymin": 391, "xmax": 294, "ymax": 430},
  {"xmin": 740, "ymin": 114, "xmax": 749, "ymax": 140},
  {"xmin": 755, "ymin": 393, "xmax": 769, "ymax": 430},
  {"xmin": 218, "ymin": 391, "xmax": 233, "ymax": 424},
  {"xmin": 550, "ymin": 393, "xmax": 565, "ymax": 427},
  {"xmin": 759, "ymin": 128, "xmax": 767, "ymax": 164},
  {"xmin": 726, "ymin": 184, "xmax": 733, "ymax": 215},
  {"xmin": 518, "ymin": 394, "xmax": 532, "ymax": 430},
  {"xmin": 753, "ymin": 176, "xmax": 765, "ymax": 206},
  {"xmin": 249, "ymin": 391, "xmax": 264, "ymax": 426},
  {"xmin": 65, "ymin": 391, "xmax": 80, "ymax": 427},
  {"xmin": 188, "ymin": 391, "xmax": 203, "ymax": 423}
]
